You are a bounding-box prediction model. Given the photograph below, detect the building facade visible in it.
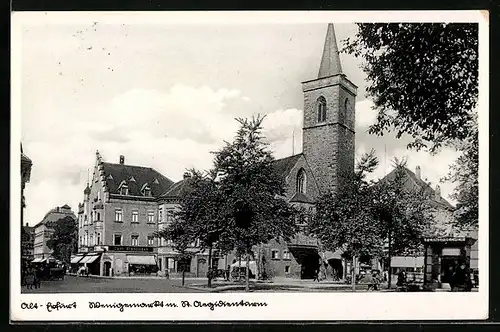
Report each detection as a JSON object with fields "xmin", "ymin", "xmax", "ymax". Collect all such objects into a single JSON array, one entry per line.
[
  {"xmin": 21, "ymin": 223, "xmax": 35, "ymax": 265},
  {"xmin": 380, "ymin": 166, "xmax": 479, "ymax": 275},
  {"xmin": 75, "ymin": 152, "xmax": 173, "ymax": 276},
  {"xmin": 33, "ymin": 204, "xmax": 76, "ymax": 261}
]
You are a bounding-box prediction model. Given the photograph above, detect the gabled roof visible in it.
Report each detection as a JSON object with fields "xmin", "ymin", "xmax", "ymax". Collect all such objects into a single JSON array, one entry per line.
[
  {"xmin": 381, "ymin": 167, "xmax": 454, "ymax": 209},
  {"xmin": 159, "ymin": 179, "xmax": 190, "ymax": 199},
  {"xmin": 289, "ymin": 192, "xmax": 314, "ymax": 204},
  {"xmin": 34, "ymin": 205, "xmax": 77, "ymax": 229},
  {"xmin": 102, "ymin": 162, "xmax": 173, "ymax": 197},
  {"xmin": 272, "ymin": 154, "xmax": 303, "ymax": 181}
]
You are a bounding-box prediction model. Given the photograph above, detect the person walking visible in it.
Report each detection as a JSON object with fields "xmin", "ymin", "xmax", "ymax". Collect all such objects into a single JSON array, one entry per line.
[
  {"xmin": 313, "ymin": 266, "xmax": 320, "ymax": 282},
  {"xmin": 225, "ymin": 265, "xmax": 231, "ymax": 281}
]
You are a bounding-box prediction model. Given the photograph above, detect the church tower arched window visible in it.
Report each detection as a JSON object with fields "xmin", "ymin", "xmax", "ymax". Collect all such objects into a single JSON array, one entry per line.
[
  {"xmin": 317, "ymin": 96, "xmax": 327, "ymax": 123},
  {"xmin": 296, "ymin": 168, "xmax": 307, "ymax": 194}
]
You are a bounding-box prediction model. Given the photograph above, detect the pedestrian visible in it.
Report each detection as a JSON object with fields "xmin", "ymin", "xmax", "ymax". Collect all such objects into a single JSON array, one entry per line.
[
  {"xmin": 313, "ymin": 266, "xmax": 320, "ymax": 282},
  {"xmin": 25, "ymin": 268, "xmax": 35, "ymax": 290},
  {"xmin": 226, "ymin": 265, "xmax": 231, "ymax": 281},
  {"xmin": 372, "ymin": 271, "xmax": 380, "ymax": 291}
]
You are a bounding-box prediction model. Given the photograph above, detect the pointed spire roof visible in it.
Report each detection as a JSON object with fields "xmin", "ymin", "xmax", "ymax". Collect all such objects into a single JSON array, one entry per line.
[{"xmin": 318, "ymin": 23, "xmax": 343, "ymax": 78}]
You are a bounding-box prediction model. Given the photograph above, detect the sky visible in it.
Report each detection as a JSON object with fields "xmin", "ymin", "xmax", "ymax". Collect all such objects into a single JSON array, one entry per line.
[{"xmin": 16, "ymin": 16, "xmax": 461, "ymax": 226}]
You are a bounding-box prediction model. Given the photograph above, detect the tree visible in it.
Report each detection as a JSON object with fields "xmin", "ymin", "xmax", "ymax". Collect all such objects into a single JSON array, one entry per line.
[
  {"xmin": 373, "ymin": 159, "xmax": 435, "ymax": 288},
  {"xmin": 155, "ymin": 214, "xmax": 195, "ymax": 287},
  {"xmin": 343, "ymin": 23, "xmax": 478, "ymax": 152},
  {"xmin": 443, "ymin": 117, "xmax": 479, "ymax": 228},
  {"xmin": 212, "ymin": 115, "xmax": 298, "ymax": 292},
  {"xmin": 156, "ymin": 169, "xmax": 227, "ymax": 287},
  {"xmin": 309, "ymin": 150, "xmax": 384, "ymax": 290},
  {"xmin": 46, "ymin": 216, "xmax": 78, "ymax": 264}
]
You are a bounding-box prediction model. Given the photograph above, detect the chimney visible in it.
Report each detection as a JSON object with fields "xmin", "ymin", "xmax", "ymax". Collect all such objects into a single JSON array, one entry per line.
[
  {"xmin": 183, "ymin": 172, "xmax": 191, "ymax": 180},
  {"xmin": 119, "ymin": 155, "xmax": 125, "ymax": 165},
  {"xmin": 435, "ymin": 185, "xmax": 441, "ymax": 200},
  {"xmin": 415, "ymin": 166, "xmax": 421, "ymax": 180}
]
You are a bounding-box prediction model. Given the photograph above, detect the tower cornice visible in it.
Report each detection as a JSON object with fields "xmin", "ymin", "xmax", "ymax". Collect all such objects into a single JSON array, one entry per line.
[{"xmin": 302, "ymin": 74, "xmax": 357, "ymax": 96}]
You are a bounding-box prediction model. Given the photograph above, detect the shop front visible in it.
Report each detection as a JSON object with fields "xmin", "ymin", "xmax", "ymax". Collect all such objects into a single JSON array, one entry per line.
[
  {"xmin": 101, "ymin": 245, "xmax": 158, "ymax": 277},
  {"xmin": 78, "ymin": 252, "xmax": 102, "ymax": 275},
  {"xmin": 423, "ymin": 236, "xmax": 476, "ymax": 290}
]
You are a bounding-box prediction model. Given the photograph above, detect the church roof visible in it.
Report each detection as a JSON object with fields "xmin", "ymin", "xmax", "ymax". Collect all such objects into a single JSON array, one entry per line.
[
  {"xmin": 289, "ymin": 192, "xmax": 314, "ymax": 204},
  {"xmin": 272, "ymin": 154, "xmax": 303, "ymax": 181},
  {"xmin": 318, "ymin": 23, "xmax": 343, "ymax": 78},
  {"xmin": 102, "ymin": 162, "xmax": 174, "ymax": 197}
]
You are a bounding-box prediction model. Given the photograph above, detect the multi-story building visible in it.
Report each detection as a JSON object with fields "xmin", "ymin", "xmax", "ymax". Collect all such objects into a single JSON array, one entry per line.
[
  {"xmin": 33, "ymin": 204, "xmax": 76, "ymax": 261},
  {"xmin": 74, "ymin": 152, "xmax": 173, "ymax": 276},
  {"xmin": 21, "ymin": 144, "xmax": 32, "ymax": 228},
  {"xmin": 21, "ymin": 223, "xmax": 35, "ymax": 264},
  {"xmin": 380, "ymin": 165, "xmax": 478, "ymax": 275}
]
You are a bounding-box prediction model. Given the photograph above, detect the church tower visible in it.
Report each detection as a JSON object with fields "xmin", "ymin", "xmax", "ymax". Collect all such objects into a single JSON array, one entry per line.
[{"xmin": 302, "ymin": 24, "xmax": 357, "ymax": 194}]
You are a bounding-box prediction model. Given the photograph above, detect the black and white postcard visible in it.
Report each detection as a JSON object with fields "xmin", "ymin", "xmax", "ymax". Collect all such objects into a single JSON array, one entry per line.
[{"xmin": 11, "ymin": 10, "xmax": 489, "ymax": 321}]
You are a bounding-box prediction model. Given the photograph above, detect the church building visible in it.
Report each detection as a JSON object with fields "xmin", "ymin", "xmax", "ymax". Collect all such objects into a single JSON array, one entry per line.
[{"xmin": 75, "ymin": 24, "xmax": 357, "ymax": 279}]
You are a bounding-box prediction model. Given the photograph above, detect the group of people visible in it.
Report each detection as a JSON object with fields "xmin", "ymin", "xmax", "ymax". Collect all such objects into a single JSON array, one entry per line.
[
  {"xmin": 23, "ymin": 266, "xmax": 42, "ymax": 289},
  {"xmin": 444, "ymin": 261, "xmax": 473, "ymax": 291}
]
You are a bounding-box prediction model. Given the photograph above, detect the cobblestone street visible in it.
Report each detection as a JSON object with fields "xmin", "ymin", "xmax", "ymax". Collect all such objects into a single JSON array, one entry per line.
[{"xmin": 21, "ymin": 275, "xmax": 206, "ymax": 293}]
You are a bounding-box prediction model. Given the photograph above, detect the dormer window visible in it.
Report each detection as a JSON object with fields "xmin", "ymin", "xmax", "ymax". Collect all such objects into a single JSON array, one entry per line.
[
  {"xmin": 296, "ymin": 168, "xmax": 306, "ymax": 194},
  {"xmin": 141, "ymin": 183, "xmax": 151, "ymax": 197},
  {"xmin": 118, "ymin": 181, "xmax": 128, "ymax": 195},
  {"xmin": 317, "ymin": 96, "xmax": 327, "ymax": 123},
  {"xmin": 120, "ymin": 186, "xmax": 128, "ymax": 195}
]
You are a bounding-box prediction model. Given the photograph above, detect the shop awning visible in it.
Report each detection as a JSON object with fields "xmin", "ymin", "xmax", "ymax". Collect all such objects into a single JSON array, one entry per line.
[
  {"xmin": 230, "ymin": 261, "xmax": 257, "ymax": 275},
  {"xmin": 70, "ymin": 255, "xmax": 85, "ymax": 264},
  {"xmin": 80, "ymin": 254, "xmax": 100, "ymax": 264},
  {"xmin": 127, "ymin": 255, "xmax": 157, "ymax": 265},
  {"xmin": 391, "ymin": 256, "xmax": 424, "ymax": 268}
]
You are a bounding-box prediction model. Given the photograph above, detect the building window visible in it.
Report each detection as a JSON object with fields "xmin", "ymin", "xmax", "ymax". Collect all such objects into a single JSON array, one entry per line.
[
  {"xmin": 97, "ymin": 190, "xmax": 101, "ymax": 201},
  {"xmin": 79, "ymin": 236, "xmax": 82, "ymax": 245},
  {"xmin": 166, "ymin": 209, "xmax": 174, "ymax": 223},
  {"xmin": 296, "ymin": 168, "xmax": 306, "ymax": 194},
  {"xmin": 285, "ymin": 266, "xmax": 290, "ymax": 273},
  {"xmin": 132, "ymin": 210, "xmax": 139, "ymax": 223},
  {"xmin": 283, "ymin": 250, "xmax": 291, "ymax": 260},
  {"xmin": 147, "ymin": 235, "xmax": 154, "ymax": 246},
  {"xmin": 96, "ymin": 212, "xmax": 101, "ymax": 221},
  {"xmin": 317, "ymin": 96, "xmax": 327, "ymax": 123},
  {"xmin": 271, "ymin": 249, "xmax": 280, "ymax": 260},
  {"xmin": 147, "ymin": 211, "xmax": 155, "ymax": 223},
  {"xmin": 120, "ymin": 185, "xmax": 128, "ymax": 195},
  {"xmin": 90, "ymin": 234, "xmax": 94, "ymax": 246},
  {"xmin": 114, "ymin": 233, "xmax": 122, "ymax": 246},
  {"xmin": 97, "ymin": 233, "xmax": 101, "ymax": 245},
  {"xmin": 158, "ymin": 208, "xmax": 163, "ymax": 222},
  {"xmin": 131, "ymin": 235, "xmax": 139, "ymax": 246},
  {"xmin": 142, "ymin": 185, "xmax": 151, "ymax": 197},
  {"xmin": 115, "ymin": 208, "xmax": 123, "ymax": 222}
]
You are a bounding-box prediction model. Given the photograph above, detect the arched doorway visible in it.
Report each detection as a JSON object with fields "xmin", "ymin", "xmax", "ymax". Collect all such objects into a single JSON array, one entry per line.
[
  {"xmin": 328, "ymin": 259, "xmax": 343, "ymax": 280},
  {"xmin": 104, "ymin": 261, "xmax": 111, "ymax": 276},
  {"xmin": 197, "ymin": 258, "xmax": 207, "ymax": 277}
]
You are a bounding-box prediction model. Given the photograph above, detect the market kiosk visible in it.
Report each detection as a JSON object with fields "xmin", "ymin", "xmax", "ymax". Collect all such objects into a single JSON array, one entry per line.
[{"xmin": 423, "ymin": 236, "xmax": 476, "ymax": 290}]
